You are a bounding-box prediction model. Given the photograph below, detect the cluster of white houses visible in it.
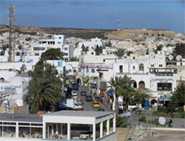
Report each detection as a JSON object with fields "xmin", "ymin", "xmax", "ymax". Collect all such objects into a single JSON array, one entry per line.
[{"xmin": 0, "ymin": 34, "xmax": 184, "ymax": 111}]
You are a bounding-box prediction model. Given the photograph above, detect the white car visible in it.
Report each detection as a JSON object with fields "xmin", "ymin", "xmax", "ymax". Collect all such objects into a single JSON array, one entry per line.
[{"xmin": 73, "ymin": 103, "xmax": 83, "ymax": 110}]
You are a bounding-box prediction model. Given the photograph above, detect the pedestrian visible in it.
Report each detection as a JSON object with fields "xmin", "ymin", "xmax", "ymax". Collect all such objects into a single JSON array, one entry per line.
[{"xmin": 168, "ymin": 119, "xmax": 173, "ymax": 127}]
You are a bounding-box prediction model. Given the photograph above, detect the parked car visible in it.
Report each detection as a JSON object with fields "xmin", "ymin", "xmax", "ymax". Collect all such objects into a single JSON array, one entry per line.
[
  {"xmin": 73, "ymin": 103, "xmax": 83, "ymax": 110},
  {"xmin": 85, "ymin": 95, "xmax": 93, "ymax": 102},
  {"xmin": 95, "ymin": 96, "xmax": 103, "ymax": 103},
  {"xmin": 80, "ymin": 90, "xmax": 87, "ymax": 96},
  {"xmin": 128, "ymin": 104, "xmax": 141, "ymax": 111},
  {"xmin": 92, "ymin": 100, "xmax": 101, "ymax": 108},
  {"xmin": 71, "ymin": 90, "xmax": 78, "ymax": 97}
]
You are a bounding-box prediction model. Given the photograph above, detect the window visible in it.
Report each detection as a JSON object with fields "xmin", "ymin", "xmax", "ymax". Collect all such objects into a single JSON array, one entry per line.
[
  {"xmin": 133, "ymin": 66, "xmax": 135, "ymax": 70},
  {"xmin": 119, "ymin": 65, "xmax": 123, "ymax": 73},
  {"xmin": 139, "ymin": 63, "xmax": 144, "ymax": 71},
  {"xmin": 16, "ymin": 52, "xmax": 20, "ymax": 56},
  {"xmin": 99, "ymin": 72, "xmax": 103, "ymax": 78},
  {"xmin": 91, "ymin": 68, "xmax": 95, "ymax": 73},
  {"xmin": 86, "ymin": 67, "xmax": 89, "ymax": 73},
  {"xmin": 151, "ymin": 64, "xmax": 154, "ymax": 67},
  {"xmin": 0, "ymin": 77, "xmax": 5, "ymax": 82},
  {"xmin": 139, "ymin": 81, "xmax": 145, "ymax": 89},
  {"xmin": 159, "ymin": 64, "xmax": 163, "ymax": 67},
  {"xmin": 35, "ymin": 53, "xmax": 39, "ymax": 56},
  {"xmin": 157, "ymin": 83, "xmax": 172, "ymax": 91}
]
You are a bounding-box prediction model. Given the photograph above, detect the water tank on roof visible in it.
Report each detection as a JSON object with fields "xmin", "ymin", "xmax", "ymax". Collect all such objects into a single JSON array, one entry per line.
[{"xmin": 176, "ymin": 55, "xmax": 182, "ymax": 61}]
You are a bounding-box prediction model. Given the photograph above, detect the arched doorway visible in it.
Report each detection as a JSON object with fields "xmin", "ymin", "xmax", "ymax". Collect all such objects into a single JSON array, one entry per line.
[
  {"xmin": 151, "ymin": 99, "xmax": 157, "ymax": 105},
  {"xmin": 0, "ymin": 77, "xmax": 5, "ymax": 82},
  {"xmin": 139, "ymin": 63, "xmax": 144, "ymax": 71},
  {"xmin": 131, "ymin": 80, "xmax": 137, "ymax": 88},
  {"xmin": 139, "ymin": 81, "xmax": 145, "ymax": 90}
]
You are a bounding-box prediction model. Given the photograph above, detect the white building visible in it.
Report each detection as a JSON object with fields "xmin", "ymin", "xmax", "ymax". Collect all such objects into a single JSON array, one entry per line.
[
  {"xmin": 73, "ymin": 37, "xmax": 104, "ymax": 58},
  {"xmin": 32, "ymin": 35, "xmax": 64, "ymax": 57},
  {"xmin": 0, "ymin": 111, "xmax": 116, "ymax": 141},
  {"xmin": 0, "ymin": 70, "xmax": 30, "ymax": 112},
  {"xmin": 80, "ymin": 53, "xmax": 177, "ymax": 98}
]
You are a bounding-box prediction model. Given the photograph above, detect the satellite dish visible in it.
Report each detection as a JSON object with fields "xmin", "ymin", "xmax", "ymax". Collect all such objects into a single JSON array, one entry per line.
[
  {"xmin": 159, "ymin": 117, "xmax": 166, "ymax": 125},
  {"xmin": 176, "ymin": 55, "xmax": 182, "ymax": 61},
  {"xmin": 168, "ymin": 55, "xmax": 174, "ymax": 61}
]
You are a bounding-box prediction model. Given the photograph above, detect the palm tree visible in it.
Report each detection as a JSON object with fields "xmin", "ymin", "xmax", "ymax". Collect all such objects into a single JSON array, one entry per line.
[
  {"xmin": 114, "ymin": 48, "xmax": 125, "ymax": 59},
  {"xmin": 110, "ymin": 76, "xmax": 135, "ymax": 110},
  {"xmin": 110, "ymin": 76, "xmax": 148, "ymax": 111},
  {"xmin": 25, "ymin": 61, "xmax": 62, "ymax": 113}
]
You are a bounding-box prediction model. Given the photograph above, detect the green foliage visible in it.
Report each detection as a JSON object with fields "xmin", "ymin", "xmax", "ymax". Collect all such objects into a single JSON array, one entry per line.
[
  {"xmin": 94, "ymin": 45, "xmax": 103, "ymax": 55},
  {"xmin": 171, "ymin": 83, "xmax": 185, "ymax": 109},
  {"xmin": 111, "ymin": 76, "xmax": 148, "ymax": 109},
  {"xmin": 81, "ymin": 44, "xmax": 89, "ymax": 53},
  {"xmin": 130, "ymin": 91, "xmax": 149, "ymax": 105},
  {"xmin": 174, "ymin": 43, "xmax": 185, "ymax": 58},
  {"xmin": 114, "ymin": 48, "xmax": 125, "ymax": 59},
  {"xmin": 156, "ymin": 44, "xmax": 163, "ymax": 51},
  {"xmin": 25, "ymin": 61, "xmax": 63, "ymax": 113},
  {"xmin": 41, "ymin": 48, "xmax": 63, "ymax": 61},
  {"xmin": 116, "ymin": 116, "xmax": 128, "ymax": 128},
  {"xmin": 139, "ymin": 115, "xmax": 146, "ymax": 122}
]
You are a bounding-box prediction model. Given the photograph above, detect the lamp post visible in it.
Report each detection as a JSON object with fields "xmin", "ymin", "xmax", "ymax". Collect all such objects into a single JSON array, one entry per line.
[{"xmin": 112, "ymin": 86, "xmax": 116, "ymax": 132}]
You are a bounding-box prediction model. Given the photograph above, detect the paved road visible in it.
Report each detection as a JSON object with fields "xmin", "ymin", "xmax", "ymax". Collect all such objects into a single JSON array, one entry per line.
[{"xmin": 140, "ymin": 130, "xmax": 185, "ymax": 141}]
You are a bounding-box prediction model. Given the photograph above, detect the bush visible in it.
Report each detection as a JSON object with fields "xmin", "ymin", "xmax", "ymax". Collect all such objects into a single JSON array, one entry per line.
[
  {"xmin": 116, "ymin": 116, "xmax": 128, "ymax": 128},
  {"xmin": 139, "ymin": 115, "xmax": 146, "ymax": 122}
]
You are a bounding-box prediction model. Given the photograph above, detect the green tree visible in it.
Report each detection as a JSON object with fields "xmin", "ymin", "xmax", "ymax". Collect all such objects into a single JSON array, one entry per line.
[
  {"xmin": 130, "ymin": 91, "xmax": 149, "ymax": 105},
  {"xmin": 81, "ymin": 44, "xmax": 88, "ymax": 53},
  {"xmin": 111, "ymin": 76, "xmax": 135, "ymax": 109},
  {"xmin": 94, "ymin": 45, "xmax": 103, "ymax": 55},
  {"xmin": 25, "ymin": 61, "xmax": 62, "ymax": 113},
  {"xmin": 171, "ymin": 83, "xmax": 185, "ymax": 111},
  {"xmin": 111, "ymin": 76, "xmax": 148, "ymax": 110},
  {"xmin": 114, "ymin": 48, "xmax": 125, "ymax": 59},
  {"xmin": 41, "ymin": 48, "xmax": 63, "ymax": 61}
]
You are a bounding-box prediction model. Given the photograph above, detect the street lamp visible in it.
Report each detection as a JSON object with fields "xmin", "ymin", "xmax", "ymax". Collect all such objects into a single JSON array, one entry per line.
[{"xmin": 112, "ymin": 86, "xmax": 116, "ymax": 132}]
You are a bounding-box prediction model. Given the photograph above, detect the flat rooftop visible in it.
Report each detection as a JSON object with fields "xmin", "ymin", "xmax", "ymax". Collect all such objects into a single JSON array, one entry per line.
[
  {"xmin": 0, "ymin": 113, "xmax": 42, "ymax": 123},
  {"xmin": 46, "ymin": 110, "xmax": 113, "ymax": 119}
]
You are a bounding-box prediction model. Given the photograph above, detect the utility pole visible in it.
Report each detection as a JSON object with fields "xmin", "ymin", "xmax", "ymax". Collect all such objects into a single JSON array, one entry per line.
[{"xmin": 8, "ymin": 5, "xmax": 16, "ymax": 62}]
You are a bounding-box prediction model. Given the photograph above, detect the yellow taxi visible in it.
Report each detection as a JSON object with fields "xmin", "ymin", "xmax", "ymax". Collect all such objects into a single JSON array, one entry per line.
[{"xmin": 92, "ymin": 100, "xmax": 101, "ymax": 108}]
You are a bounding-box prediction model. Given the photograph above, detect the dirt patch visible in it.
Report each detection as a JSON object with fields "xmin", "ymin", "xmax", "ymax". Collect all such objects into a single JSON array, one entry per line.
[{"xmin": 117, "ymin": 128, "xmax": 130, "ymax": 141}]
